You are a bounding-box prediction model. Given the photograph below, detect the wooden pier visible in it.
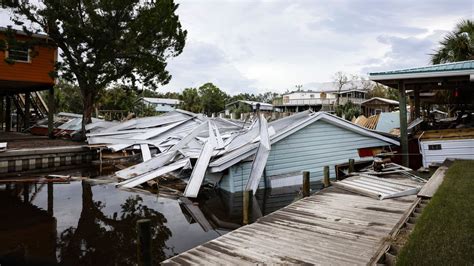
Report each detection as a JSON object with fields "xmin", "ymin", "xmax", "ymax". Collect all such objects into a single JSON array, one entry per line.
[{"xmin": 163, "ymin": 178, "xmax": 420, "ymax": 264}]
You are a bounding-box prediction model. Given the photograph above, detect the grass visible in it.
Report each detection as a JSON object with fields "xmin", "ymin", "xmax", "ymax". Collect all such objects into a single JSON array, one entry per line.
[{"xmin": 396, "ymin": 160, "xmax": 474, "ymax": 265}]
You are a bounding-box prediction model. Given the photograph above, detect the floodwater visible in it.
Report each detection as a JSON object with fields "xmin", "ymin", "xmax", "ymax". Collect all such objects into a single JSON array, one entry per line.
[{"xmin": 0, "ymin": 166, "xmax": 314, "ymax": 265}]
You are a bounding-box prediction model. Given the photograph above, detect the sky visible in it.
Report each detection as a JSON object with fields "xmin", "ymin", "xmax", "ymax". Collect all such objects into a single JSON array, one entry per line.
[{"xmin": 0, "ymin": 0, "xmax": 473, "ymax": 94}]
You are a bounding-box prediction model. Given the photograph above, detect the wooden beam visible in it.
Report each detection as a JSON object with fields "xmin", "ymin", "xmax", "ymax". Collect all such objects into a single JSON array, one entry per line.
[
  {"xmin": 5, "ymin": 96, "xmax": 11, "ymax": 132},
  {"xmin": 398, "ymin": 81, "xmax": 409, "ymax": 167},
  {"xmin": 414, "ymin": 89, "xmax": 420, "ymax": 119},
  {"xmin": 24, "ymin": 92, "xmax": 31, "ymax": 130},
  {"xmin": 0, "ymin": 96, "xmax": 4, "ymax": 131},
  {"xmin": 47, "ymin": 87, "xmax": 54, "ymax": 138}
]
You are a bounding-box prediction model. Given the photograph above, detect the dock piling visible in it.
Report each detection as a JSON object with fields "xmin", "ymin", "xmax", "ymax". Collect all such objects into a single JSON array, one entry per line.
[
  {"xmin": 243, "ymin": 190, "xmax": 252, "ymax": 225},
  {"xmin": 349, "ymin": 159, "xmax": 355, "ymax": 173},
  {"xmin": 137, "ymin": 219, "xmax": 152, "ymax": 266},
  {"xmin": 302, "ymin": 171, "xmax": 310, "ymax": 197},
  {"xmin": 323, "ymin": 166, "xmax": 330, "ymax": 187}
]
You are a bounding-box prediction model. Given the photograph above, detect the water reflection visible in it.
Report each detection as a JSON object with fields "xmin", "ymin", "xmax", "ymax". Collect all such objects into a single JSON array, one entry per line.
[
  {"xmin": 57, "ymin": 182, "xmax": 171, "ymax": 265},
  {"xmin": 0, "ymin": 172, "xmax": 314, "ymax": 265}
]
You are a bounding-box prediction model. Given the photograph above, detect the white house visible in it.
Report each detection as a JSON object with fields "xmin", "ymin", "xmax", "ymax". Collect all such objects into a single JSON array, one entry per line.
[
  {"xmin": 140, "ymin": 97, "xmax": 182, "ymax": 112},
  {"xmin": 273, "ymin": 81, "xmax": 370, "ymax": 112}
]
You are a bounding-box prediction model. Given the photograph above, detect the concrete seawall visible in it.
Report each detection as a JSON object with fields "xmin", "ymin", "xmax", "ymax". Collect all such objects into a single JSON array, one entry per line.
[{"xmin": 0, "ymin": 146, "xmax": 96, "ymax": 174}]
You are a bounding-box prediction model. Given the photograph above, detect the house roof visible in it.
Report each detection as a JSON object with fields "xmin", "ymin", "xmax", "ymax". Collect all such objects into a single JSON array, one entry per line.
[
  {"xmin": 0, "ymin": 26, "xmax": 52, "ymax": 40},
  {"xmin": 209, "ymin": 111, "xmax": 399, "ymax": 172},
  {"xmin": 369, "ymin": 60, "xmax": 474, "ymax": 81},
  {"xmin": 284, "ymin": 80, "xmax": 373, "ymax": 95},
  {"xmin": 141, "ymin": 97, "xmax": 181, "ymax": 105},
  {"xmin": 225, "ymin": 100, "xmax": 273, "ymax": 110},
  {"xmin": 361, "ymin": 97, "xmax": 399, "ymax": 105}
]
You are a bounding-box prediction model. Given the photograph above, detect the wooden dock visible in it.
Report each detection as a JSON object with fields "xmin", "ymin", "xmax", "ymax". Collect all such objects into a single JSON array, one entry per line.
[{"xmin": 163, "ymin": 178, "xmax": 420, "ymax": 265}]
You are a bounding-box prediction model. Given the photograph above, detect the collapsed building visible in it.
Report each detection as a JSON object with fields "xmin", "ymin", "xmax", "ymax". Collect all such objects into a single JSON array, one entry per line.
[{"xmin": 86, "ymin": 109, "xmax": 399, "ymax": 197}]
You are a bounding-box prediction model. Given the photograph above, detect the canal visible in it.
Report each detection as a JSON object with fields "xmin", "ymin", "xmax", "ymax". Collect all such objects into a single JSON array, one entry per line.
[{"xmin": 0, "ymin": 166, "xmax": 315, "ymax": 265}]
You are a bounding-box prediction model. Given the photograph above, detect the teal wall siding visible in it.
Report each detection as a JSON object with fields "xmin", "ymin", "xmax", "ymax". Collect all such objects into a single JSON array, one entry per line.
[
  {"xmin": 220, "ymin": 161, "xmax": 266, "ymax": 193},
  {"xmin": 219, "ymin": 120, "xmax": 391, "ymax": 192}
]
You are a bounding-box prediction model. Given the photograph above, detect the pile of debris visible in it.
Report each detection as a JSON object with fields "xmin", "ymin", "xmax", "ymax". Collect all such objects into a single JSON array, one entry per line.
[
  {"xmin": 353, "ymin": 112, "xmax": 401, "ymax": 135},
  {"xmin": 86, "ymin": 109, "xmax": 321, "ymax": 197},
  {"xmin": 31, "ymin": 112, "xmax": 103, "ymax": 139},
  {"xmin": 333, "ymin": 160, "xmax": 426, "ymax": 200}
]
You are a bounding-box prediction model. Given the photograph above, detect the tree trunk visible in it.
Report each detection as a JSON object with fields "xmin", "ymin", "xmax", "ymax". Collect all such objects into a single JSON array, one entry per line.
[{"xmin": 81, "ymin": 90, "xmax": 95, "ymax": 140}]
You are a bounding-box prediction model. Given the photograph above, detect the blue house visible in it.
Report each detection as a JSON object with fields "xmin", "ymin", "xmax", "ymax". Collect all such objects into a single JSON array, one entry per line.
[{"xmin": 208, "ymin": 112, "xmax": 399, "ymax": 193}]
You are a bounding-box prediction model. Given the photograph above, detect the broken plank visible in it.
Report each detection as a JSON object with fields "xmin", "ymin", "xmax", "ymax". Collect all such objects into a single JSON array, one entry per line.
[
  {"xmin": 118, "ymin": 158, "xmax": 190, "ymax": 188},
  {"xmin": 140, "ymin": 144, "xmax": 152, "ymax": 162},
  {"xmin": 245, "ymin": 114, "xmax": 271, "ymax": 194},
  {"xmin": 116, "ymin": 150, "xmax": 177, "ymax": 179},
  {"xmin": 183, "ymin": 122, "xmax": 216, "ymax": 198}
]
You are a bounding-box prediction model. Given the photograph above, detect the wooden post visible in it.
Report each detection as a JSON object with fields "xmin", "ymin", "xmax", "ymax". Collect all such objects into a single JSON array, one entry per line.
[
  {"xmin": 242, "ymin": 190, "xmax": 252, "ymax": 225},
  {"xmin": 24, "ymin": 92, "xmax": 31, "ymax": 130},
  {"xmin": 0, "ymin": 96, "xmax": 3, "ymax": 131},
  {"xmin": 323, "ymin": 166, "xmax": 330, "ymax": 187},
  {"xmin": 23, "ymin": 183, "xmax": 29, "ymax": 203},
  {"xmin": 414, "ymin": 89, "xmax": 420, "ymax": 119},
  {"xmin": 47, "ymin": 179, "xmax": 54, "ymax": 215},
  {"xmin": 398, "ymin": 81, "xmax": 409, "ymax": 167},
  {"xmin": 302, "ymin": 171, "xmax": 310, "ymax": 197},
  {"xmin": 137, "ymin": 219, "xmax": 152, "ymax": 266},
  {"xmin": 5, "ymin": 96, "xmax": 11, "ymax": 132},
  {"xmin": 48, "ymin": 87, "xmax": 54, "ymax": 138},
  {"xmin": 348, "ymin": 159, "xmax": 355, "ymax": 173}
]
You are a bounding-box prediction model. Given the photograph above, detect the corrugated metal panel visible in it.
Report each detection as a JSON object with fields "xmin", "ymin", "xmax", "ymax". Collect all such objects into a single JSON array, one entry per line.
[
  {"xmin": 245, "ymin": 114, "xmax": 271, "ymax": 194},
  {"xmin": 375, "ymin": 112, "xmax": 400, "ymax": 133},
  {"xmin": 184, "ymin": 122, "xmax": 217, "ymax": 198},
  {"xmin": 420, "ymin": 138, "xmax": 474, "ymax": 167},
  {"xmin": 333, "ymin": 175, "xmax": 422, "ymax": 200},
  {"xmin": 118, "ymin": 158, "xmax": 190, "ymax": 188}
]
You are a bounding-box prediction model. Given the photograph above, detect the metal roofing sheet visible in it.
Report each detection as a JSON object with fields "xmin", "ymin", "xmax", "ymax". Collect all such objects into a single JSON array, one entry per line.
[
  {"xmin": 333, "ymin": 175, "xmax": 422, "ymax": 200},
  {"xmin": 369, "ymin": 60, "xmax": 474, "ymax": 76}
]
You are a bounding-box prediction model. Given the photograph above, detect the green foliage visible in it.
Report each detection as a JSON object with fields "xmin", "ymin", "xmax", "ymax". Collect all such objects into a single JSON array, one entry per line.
[
  {"xmin": 229, "ymin": 102, "xmax": 252, "ymax": 119},
  {"xmin": 367, "ymin": 84, "xmax": 399, "ymax": 100},
  {"xmin": 6, "ymin": 0, "xmax": 187, "ymax": 133},
  {"xmin": 180, "ymin": 87, "xmax": 201, "ymax": 113},
  {"xmin": 53, "ymin": 80, "xmax": 84, "ymax": 114},
  {"xmin": 396, "ymin": 161, "xmax": 474, "ymax": 265},
  {"xmin": 198, "ymin": 83, "xmax": 229, "ymax": 115},
  {"xmin": 97, "ymin": 86, "xmax": 139, "ymax": 113},
  {"xmin": 432, "ymin": 19, "xmax": 474, "ymax": 64},
  {"xmin": 228, "ymin": 93, "xmax": 259, "ymax": 103},
  {"xmin": 335, "ymin": 101, "xmax": 362, "ymax": 120}
]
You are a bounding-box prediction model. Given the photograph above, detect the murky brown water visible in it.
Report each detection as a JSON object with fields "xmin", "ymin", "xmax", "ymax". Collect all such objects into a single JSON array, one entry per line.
[{"xmin": 0, "ymin": 167, "xmax": 312, "ymax": 265}]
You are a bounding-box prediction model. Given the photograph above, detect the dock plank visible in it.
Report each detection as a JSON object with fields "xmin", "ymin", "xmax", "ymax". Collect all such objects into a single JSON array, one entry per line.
[
  {"xmin": 163, "ymin": 183, "xmax": 420, "ymax": 265},
  {"xmin": 418, "ymin": 165, "xmax": 448, "ymax": 198}
]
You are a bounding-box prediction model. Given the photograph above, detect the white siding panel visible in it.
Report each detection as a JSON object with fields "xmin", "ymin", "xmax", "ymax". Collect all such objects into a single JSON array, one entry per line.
[{"xmin": 420, "ymin": 138, "xmax": 474, "ymax": 167}]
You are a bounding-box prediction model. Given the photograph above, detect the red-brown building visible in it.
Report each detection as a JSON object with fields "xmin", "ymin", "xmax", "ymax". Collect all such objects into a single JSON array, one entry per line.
[{"xmin": 0, "ymin": 26, "xmax": 57, "ymax": 134}]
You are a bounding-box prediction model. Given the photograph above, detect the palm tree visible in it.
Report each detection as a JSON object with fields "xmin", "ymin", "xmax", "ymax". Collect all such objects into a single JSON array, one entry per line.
[{"xmin": 431, "ymin": 19, "xmax": 474, "ymax": 64}]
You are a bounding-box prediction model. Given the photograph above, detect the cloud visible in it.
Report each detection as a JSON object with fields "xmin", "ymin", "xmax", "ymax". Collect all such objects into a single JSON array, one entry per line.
[
  {"xmin": 162, "ymin": 41, "xmax": 257, "ymax": 94},
  {"xmin": 1, "ymin": 0, "xmax": 472, "ymax": 94},
  {"xmin": 360, "ymin": 30, "xmax": 449, "ymax": 74}
]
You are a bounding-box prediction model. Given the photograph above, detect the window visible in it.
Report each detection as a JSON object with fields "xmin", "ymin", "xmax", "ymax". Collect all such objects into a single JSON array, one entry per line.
[
  {"xmin": 283, "ymin": 96, "xmax": 289, "ymax": 103},
  {"xmin": 428, "ymin": 144, "xmax": 442, "ymax": 150},
  {"xmin": 7, "ymin": 45, "xmax": 30, "ymax": 62},
  {"xmin": 310, "ymin": 94, "xmax": 314, "ymax": 98},
  {"xmin": 320, "ymin": 92, "xmax": 327, "ymax": 99}
]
